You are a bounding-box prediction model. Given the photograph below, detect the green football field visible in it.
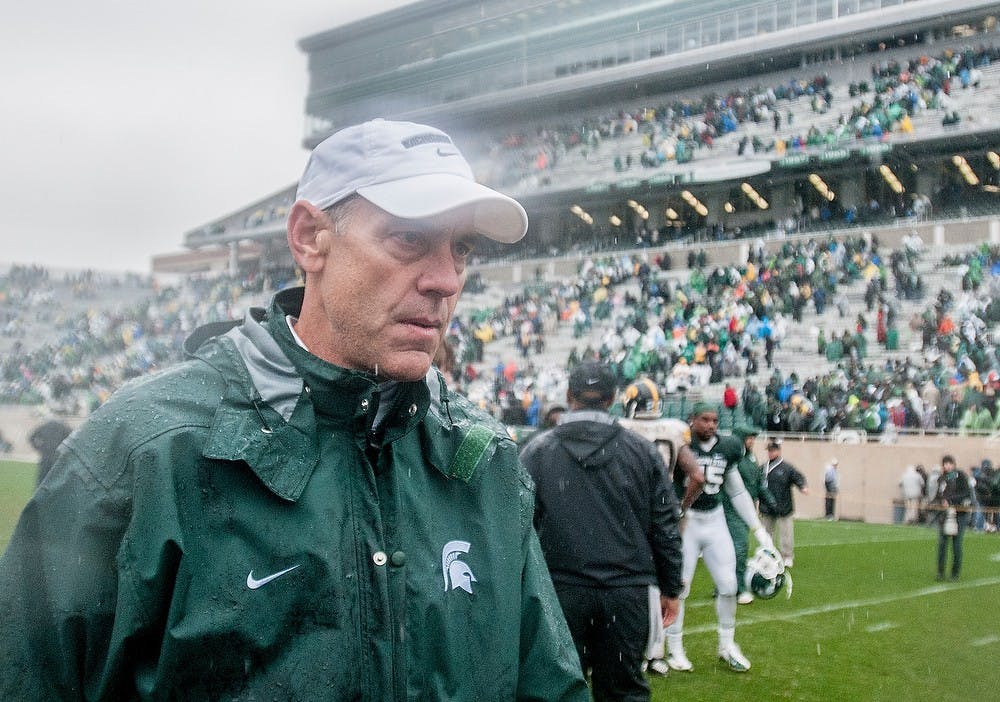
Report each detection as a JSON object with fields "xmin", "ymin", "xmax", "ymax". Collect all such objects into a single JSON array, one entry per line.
[
  {"xmin": 2, "ymin": 459, "xmax": 998, "ymax": 700},
  {"xmin": 651, "ymin": 519, "xmax": 1000, "ymax": 702}
]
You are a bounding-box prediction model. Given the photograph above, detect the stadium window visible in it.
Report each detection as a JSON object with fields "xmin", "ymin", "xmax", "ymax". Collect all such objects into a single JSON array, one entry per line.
[
  {"xmin": 701, "ymin": 20, "xmax": 718, "ymax": 47},
  {"xmin": 719, "ymin": 15, "xmax": 737, "ymax": 42},
  {"xmin": 838, "ymin": 0, "xmax": 857, "ymax": 16},
  {"xmin": 682, "ymin": 21, "xmax": 700, "ymax": 50},
  {"xmin": 775, "ymin": 1, "xmax": 793, "ymax": 29},
  {"xmin": 795, "ymin": 0, "xmax": 815, "ymax": 26}
]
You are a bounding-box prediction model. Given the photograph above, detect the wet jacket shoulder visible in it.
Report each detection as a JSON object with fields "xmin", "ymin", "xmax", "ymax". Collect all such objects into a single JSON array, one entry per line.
[
  {"xmin": 521, "ymin": 410, "xmax": 682, "ymax": 597},
  {"xmin": 0, "ymin": 288, "xmax": 587, "ymax": 702}
]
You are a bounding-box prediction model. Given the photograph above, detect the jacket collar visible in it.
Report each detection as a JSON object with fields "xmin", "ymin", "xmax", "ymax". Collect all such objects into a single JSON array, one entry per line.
[{"xmin": 192, "ymin": 287, "xmax": 431, "ymax": 501}]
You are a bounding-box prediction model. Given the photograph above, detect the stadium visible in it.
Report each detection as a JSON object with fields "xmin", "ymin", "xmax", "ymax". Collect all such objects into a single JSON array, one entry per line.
[
  {"xmin": 158, "ymin": 0, "xmax": 1000, "ymax": 280},
  {"xmin": 139, "ymin": 0, "xmax": 1000, "ymax": 522},
  {"xmin": 2, "ymin": 2, "xmax": 1000, "ymax": 698}
]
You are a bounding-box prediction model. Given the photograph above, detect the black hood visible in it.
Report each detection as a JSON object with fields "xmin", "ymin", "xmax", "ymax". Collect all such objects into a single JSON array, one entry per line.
[{"xmin": 551, "ymin": 410, "xmax": 622, "ymax": 470}]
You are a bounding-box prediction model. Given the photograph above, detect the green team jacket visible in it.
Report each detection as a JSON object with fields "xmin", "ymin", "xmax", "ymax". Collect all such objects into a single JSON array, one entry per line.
[{"xmin": 0, "ymin": 288, "xmax": 587, "ymax": 701}]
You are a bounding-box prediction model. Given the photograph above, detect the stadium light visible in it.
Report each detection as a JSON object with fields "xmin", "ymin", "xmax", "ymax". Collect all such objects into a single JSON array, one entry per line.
[
  {"xmin": 681, "ymin": 190, "xmax": 708, "ymax": 216},
  {"xmin": 626, "ymin": 200, "xmax": 649, "ymax": 219},
  {"xmin": 808, "ymin": 173, "xmax": 835, "ymax": 201},
  {"xmin": 951, "ymin": 155, "xmax": 979, "ymax": 185},
  {"xmin": 988, "ymin": 151, "xmax": 999, "ymax": 170},
  {"xmin": 609, "ymin": 215, "xmax": 622, "ymax": 226},
  {"xmin": 878, "ymin": 164, "xmax": 905, "ymax": 194},
  {"xmin": 724, "ymin": 202, "xmax": 735, "ymax": 213},
  {"xmin": 570, "ymin": 204, "xmax": 584, "ymax": 215},
  {"xmin": 665, "ymin": 208, "xmax": 678, "ymax": 220},
  {"xmin": 740, "ymin": 182, "xmax": 769, "ymax": 210}
]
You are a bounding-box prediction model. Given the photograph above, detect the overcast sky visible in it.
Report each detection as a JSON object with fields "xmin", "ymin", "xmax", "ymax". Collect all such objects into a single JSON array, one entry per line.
[{"xmin": 0, "ymin": 1, "xmax": 415, "ymax": 273}]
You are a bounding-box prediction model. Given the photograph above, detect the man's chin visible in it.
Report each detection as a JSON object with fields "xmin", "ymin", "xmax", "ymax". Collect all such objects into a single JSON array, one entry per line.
[{"xmin": 374, "ymin": 351, "xmax": 435, "ymax": 383}]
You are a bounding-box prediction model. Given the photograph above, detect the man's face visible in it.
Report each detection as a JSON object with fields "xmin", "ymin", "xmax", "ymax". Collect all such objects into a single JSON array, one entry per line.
[
  {"xmin": 306, "ymin": 198, "xmax": 476, "ymax": 382},
  {"xmin": 690, "ymin": 411, "xmax": 718, "ymax": 441}
]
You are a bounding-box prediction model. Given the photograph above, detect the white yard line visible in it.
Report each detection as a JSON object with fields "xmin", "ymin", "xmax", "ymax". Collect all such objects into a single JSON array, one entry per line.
[
  {"xmin": 970, "ymin": 635, "xmax": 1000, "ymax": 647},
  {"xmin": 685, "ymin": 576, "xmax": 1000, "ymax": 634}
]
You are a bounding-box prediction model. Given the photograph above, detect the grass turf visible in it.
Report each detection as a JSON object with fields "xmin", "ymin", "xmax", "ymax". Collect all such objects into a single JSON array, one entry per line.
[
  {"xmin": 650, "ymin": 519, "xmax": 1000, "ymax": 701},
  {"xmin": 2, "ymin": 467, "xmax": 997, "ymax": 700},
  {"xmin": 0, "ymin": 459, "xmax": 35, "ymax": 552}
]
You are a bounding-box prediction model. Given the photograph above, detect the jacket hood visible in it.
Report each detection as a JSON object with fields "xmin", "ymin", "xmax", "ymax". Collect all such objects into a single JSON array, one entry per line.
[{"xmin": 552, "ymin": 410, "xmax": 623, "ymax": 470}]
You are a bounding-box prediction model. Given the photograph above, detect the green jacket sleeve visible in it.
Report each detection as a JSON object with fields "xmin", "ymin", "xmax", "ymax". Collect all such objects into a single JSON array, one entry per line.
[{"xmin": 0, "ymin": 449, "xmax": 137, "ymax": 701}]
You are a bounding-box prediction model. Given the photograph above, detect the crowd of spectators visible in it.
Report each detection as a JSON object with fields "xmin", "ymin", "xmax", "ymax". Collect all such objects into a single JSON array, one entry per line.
[
  {"xmin": 0, "ymin": 266, "xmax": 277, "ymax": 414},
  {"xmin": 2, "ymin": 230, "xmax": 998, "ymax": 442},
  {"xmin": 437, "ymin": 233, "xmax": 999, "ymax": 435},
  {"xmin": 473, "ymin": 42, "xmax": 996, "ymax": 195}
]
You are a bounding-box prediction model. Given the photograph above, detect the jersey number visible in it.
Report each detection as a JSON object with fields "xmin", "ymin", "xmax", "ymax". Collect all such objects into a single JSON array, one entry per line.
[{"xmin": 703, "ymin": 462, "xmax": 726, "ymax": 495}]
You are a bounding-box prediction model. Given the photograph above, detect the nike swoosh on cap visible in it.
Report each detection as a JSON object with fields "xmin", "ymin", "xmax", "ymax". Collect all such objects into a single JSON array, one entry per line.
[
  {"xmin": 246, "ymin": 564, "xmax": 301, "ymax": 590},
  {"xmin": 586, "ymin": 378, "xmax": 600, "ymax": 385}
]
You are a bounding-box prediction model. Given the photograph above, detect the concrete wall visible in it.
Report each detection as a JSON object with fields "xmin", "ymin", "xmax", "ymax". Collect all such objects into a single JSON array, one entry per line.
[{"xmin": 747, "ymin": 433, "xmax": 997, "ymax": 525}]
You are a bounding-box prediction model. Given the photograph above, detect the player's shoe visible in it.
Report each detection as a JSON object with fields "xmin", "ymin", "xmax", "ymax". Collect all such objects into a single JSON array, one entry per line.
[
  {"xmin": 645, "ymin": 658, "xmax": 670, "ymax": 676},
  {"xmin": 737, "ymin": 591, "xmax": 755, "ymax": 605},
  {"xmin": 667, "ymin": 651, "xmax": 694, "ymax": 672},
  {"xmin": 784, "ymin": 558, "xmax": 793, "ymax": 568},
  {"xmin": 718, "ymin": 643, "xmax": 751, "ymax": 672}
]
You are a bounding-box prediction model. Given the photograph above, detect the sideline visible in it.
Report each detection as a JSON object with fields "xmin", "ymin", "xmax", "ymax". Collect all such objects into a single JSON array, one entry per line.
[{"xmin": 685, "ymin": 576, "xmax": 1000, "ymax": 634}]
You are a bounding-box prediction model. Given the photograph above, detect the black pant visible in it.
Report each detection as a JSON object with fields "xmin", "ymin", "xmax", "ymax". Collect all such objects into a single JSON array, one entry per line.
[
  {"xmin": 825, "ymin": 495, "xmax": 836, "ymax": 518},
  {"xmin": 937, "ymin": 516, "xmax": 968, "ymax": 577},
  {"xmin": 554, "ymin": 584, "xmax": 650, "ymax": 702}
]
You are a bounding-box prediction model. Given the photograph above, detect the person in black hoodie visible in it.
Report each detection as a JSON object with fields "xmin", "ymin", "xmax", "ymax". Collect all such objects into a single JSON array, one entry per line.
[
  {"xmin": 934, "ymin": 454, "xmax": 973, "ymax": 581},
  {"xmin": 521, "ymin": 361, "xmax": 683, "ymax": 701}
]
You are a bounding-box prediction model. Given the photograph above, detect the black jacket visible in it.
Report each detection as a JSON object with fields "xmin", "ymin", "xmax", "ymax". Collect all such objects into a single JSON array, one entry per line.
[
  {"xmin": 520, "ymin": 410, "xmax": 683, "ymax": 597},
  {"xmin": 761, "ymin": 457, "xmax": 807, "ymax": 517}
]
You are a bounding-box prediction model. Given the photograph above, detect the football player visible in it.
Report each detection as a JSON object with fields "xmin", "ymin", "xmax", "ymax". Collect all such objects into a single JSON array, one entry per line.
[
  {"xmin": 618, "ymin": 383, "xmax": 706, "ymax": 677},
  {"xmin": 662, "ymin": 402, "xmax": 775, "ymax": 673}
]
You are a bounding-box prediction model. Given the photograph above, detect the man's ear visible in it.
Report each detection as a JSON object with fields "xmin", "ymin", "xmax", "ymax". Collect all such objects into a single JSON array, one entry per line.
[{"xmin": 287, "ymin": 200, "xmax": 333, "ymax": 273}]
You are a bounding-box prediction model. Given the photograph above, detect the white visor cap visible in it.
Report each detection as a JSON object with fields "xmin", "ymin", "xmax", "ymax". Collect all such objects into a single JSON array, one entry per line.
[{"xmin": 295, "ymin": 118, "xmax": 528, "ymax": 244}]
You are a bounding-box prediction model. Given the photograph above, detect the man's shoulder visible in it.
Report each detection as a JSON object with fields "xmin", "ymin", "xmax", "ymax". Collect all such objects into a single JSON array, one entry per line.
[
  {"xmin": 427, "ymin": 381, "xmax": 514, "ymax": 445},
  {"xmin": 65, "ymin": 358, "xmax": 228, "ymax": 489},
  {"xmin": 421, "ymin": 375, "xmax": 520, "ymax": 483},
  {"xmin": 703, "ymin": 434, "xmax": 743, "ymax": 462}
]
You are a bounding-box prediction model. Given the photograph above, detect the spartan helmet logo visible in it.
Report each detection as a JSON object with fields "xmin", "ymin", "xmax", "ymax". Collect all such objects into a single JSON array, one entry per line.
[{"xmin": 442, "ymin": 540, "xmax": 477, "ymax": 595}]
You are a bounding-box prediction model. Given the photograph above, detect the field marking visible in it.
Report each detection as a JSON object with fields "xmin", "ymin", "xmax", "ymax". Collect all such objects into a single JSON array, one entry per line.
[
  {"xmin": 989, "ymin": 552, "xmax": 1000, "ymax": 562},
  {"xmin": 684, "ymin": 576, "xmax": 1000, "ymax": 634},
  {"xmin": 798, "ymin": 535, "xmax": 938, "ymax": 548},
  {"xmin": 865, "ymin": 622, "xmax": 898, "ymax": 633},
  {"xmin": 971, "ymin": 635, "xmax": 999, "ymax": 647}
]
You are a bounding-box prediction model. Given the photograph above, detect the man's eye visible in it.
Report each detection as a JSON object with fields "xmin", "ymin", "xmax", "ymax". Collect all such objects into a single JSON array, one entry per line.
[
  {"xmin": 392, "ymin": 231, "xmax": 431, "ymax": 252},
  {"xmin": 453, "ymin": 238, "xmax": 476, "ymax": 259}
]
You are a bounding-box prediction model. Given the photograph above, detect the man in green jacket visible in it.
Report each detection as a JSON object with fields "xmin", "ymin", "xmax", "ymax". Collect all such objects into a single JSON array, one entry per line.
[
  {"xmin": 0, "ymin": 119, "xmax": 588, "ymax": 701},
  {"xmin": 721, "ymin": 423, "xmax": 777, "ymax": 605}
]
